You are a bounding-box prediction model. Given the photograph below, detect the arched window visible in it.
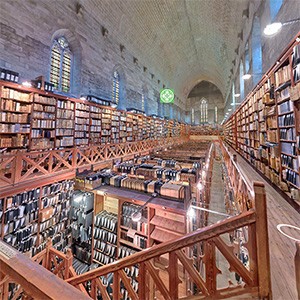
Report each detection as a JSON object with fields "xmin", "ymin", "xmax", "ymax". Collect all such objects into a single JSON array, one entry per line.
[
  {"xmin": 245, "ymin": 42, "xmax": 250, "ymax": 74},
  {"xmin": 191, "ymin": 108, "xmax": 195, "ymax": 125},
  {"xmin": 200, "ymin": 98, "xmax": 208, "ymax": 123},
  {"xmin": 141, "ymin": 93, "xmax": 145, "ymax": 112},
  {"xmin": 232, "ymin": 82, "xmax": 236, "ymax": 105},
  {"xmin": 252, "ymin": 17, "xmax": 263, "ymax": 86},
  {"xmin": 50, "ymin": 37, "xmax": 72, "ymax": 92},
  {"xmin": 270, "ymin": 0, "xmax": 283, "ymax": 21},
  {"xmin": 239, "ymin": 61, "xmax": 245, "ymax": 100},
  {"xmin": 112, "ymin": 71, "xmax": 120, "ymax": 105},
  {"xmin": 215, "ymin": 106, "xmax": 218, "ymax": 123}
]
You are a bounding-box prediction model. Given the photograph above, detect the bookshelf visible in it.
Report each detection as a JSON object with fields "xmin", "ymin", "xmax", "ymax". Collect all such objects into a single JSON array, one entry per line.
[
  {"xmin": 0, "ymin": 86, "xmax": 32, "ymax": 150},
  {"xmin": 223, "ymin": 35, "xmax": 300, "ymax": 206},
  {"xmin": 101, "ymin": 108, "xmax": 112, "ymax": 144},
  {"xmin": 56, "ymin": 98, "xmax": 75, "ymax": 148},
  {"xmin": 0, "ymin": 80, "xmax": 189, "ymax": 154},
  {"xmin": 30, "ymin": 94, "xmax": 56, "ymax": 150},
  {"xmin": 75, "ymin": 102, "xmax": 90, "ymax": 147},
  {"xmin": 89, "ymin": 105, "xmax": 102, "ymax": 145},
  {"xmin": 1, "ymin": 179, "xmax": 74, "ymax": 257}
]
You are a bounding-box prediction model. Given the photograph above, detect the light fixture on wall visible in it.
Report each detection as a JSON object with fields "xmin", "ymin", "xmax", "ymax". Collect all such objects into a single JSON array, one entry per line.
[
  {"xmin": 263, "ymin": 18, "xmax": 300, "ymax": 36},
  {"xmin": 22, "ymin": 81, "xmax": 32, "ymax": 88},
  {"xmin": 242, "ymin": 72, "xmax": 265, "ymax": 80},
  {"xmin": 131, "ymin": 193, "xmax": 158, "ymax": 222},
  {"xmin": 234, "ymin": 93, "xmax": 240, "ymax": 97}
]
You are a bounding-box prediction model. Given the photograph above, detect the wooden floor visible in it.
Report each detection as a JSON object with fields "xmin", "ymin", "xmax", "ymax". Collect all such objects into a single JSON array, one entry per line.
[{"xmin": 231, "ymin": 149, "xmax": 300, "ymax": 300}]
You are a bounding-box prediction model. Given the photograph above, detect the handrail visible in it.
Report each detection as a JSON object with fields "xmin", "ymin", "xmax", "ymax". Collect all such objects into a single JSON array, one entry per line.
[{"xmin": 67, "ymin": 210, "xmax": 256, "ymax": 286}]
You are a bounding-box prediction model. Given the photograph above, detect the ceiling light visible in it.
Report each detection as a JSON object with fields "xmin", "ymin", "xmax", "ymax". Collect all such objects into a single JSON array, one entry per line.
[
  {"xmin": 242, "ymin": 74, "xmax": 252, "ymax": 80},
  {"xmin": 234, "ymin": 93, "xmax": 240, "ymax": 97},
  {"xmin": 263, "ymin": 22, "xmax": 283, "ymax": 36},
  {"xmin": 228, "ymin": 109, "xmax": 232, "ymax": 111}
]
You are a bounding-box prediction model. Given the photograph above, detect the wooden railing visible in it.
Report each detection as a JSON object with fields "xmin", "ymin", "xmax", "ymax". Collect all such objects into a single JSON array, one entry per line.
[
  {"xmin": 0, "ymin": 239, "xmax": 90, "ymax": 300},
  {"xmin": 64, "ymin": 162, "xmax": 271, "ymax": 300},
  {"xmin": 0, "ymin": 137, "xmax": 187, "ymax": 192},
  {"xmin": 219, "ymin": 140, "xmax": 254, "ymax": 213}
]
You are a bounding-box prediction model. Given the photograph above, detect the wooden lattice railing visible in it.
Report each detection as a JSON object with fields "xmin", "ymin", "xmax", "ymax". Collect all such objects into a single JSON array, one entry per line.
[
  {"xmin": 65, "ymin": 193, "xmax": 270, "ymax": 299},
  {"xmin": 219, "ymin": 140, "xmax": 255, "ymax": 213},
  {"xmin": 0, "ymin": 239, "xmax": 90, "ymax": 300},
  {"xmin": 0, "ymin": 137, "xmax": 187, "ymax": 192}
]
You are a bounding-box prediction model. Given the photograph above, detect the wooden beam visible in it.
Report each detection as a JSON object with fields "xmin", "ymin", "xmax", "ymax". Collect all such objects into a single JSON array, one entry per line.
[
  {"xmin": 213, "ymin": 236, "xmax": 254, "ymax": 286},
  {"xmin": 118, "ymin": 270, "xmax": 139, "ymax": 300},
  {"xmin": 175, "ymin": 250, "xmax": 209, "ymax": 296},
  {"xmin": 144, "ymin": 261, "xmax": 171, "ymax": 300}
]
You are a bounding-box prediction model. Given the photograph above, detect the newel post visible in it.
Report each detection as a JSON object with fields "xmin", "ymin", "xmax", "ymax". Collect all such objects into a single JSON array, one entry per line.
[
  {"xmin": 253, "ymin": 182, "xmax": 272, "ymax": 299},
  {"xmin": 65, "ymin": 248, "xmax": 73, "ymax": 279},
  {"xmin": 295, "ymin": 242, "xmax": 300, "ymax": 299},
  {"xmin": 45, "ymin": 238, "xmax": 52, "ymax": 270}
]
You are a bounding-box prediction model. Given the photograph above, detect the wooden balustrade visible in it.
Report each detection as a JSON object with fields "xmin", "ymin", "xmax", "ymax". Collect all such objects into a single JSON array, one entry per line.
[
  {"xmin": 219, "ymin": 139, "xmax": 254, "ymax": 213},
  {"xmin": 65, "ymin": 206, "xmax": 269, "ymax": 299},
  {"xmin": 0, "ymin": 239, "xmax": 90, "ymax": 300},
  {"xmin": 0, "ymin": 137, "xmax": 187, "ymax": 193},
  {"xmin": 0, "ymin": 138, "xmax": 273, "ymax": 299}
]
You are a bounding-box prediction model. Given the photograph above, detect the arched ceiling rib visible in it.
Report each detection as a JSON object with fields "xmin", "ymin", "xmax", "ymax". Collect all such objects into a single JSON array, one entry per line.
[{"xmin": 85, "ymin": 0, "xmax": 248, "ymax": 101}]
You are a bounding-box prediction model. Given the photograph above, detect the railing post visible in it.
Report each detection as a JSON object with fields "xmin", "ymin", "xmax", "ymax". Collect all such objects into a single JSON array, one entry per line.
[
  {"xmin": 295, "ymin": 241, "xmax": 300, "ymax": 299},
  {"xmin": 65, "ymin": 248, "xmax": 73, "ymax": 280},
  {"xmin": 253, "ymin": 182, "xmax": 272, "ymax": 299},
  {"xmin": 113, "ymin": 272, "xmax": 120, "ymax": 300},
  {"xmin": 45, "ymin": 238, "xmax": 52, "ymax": 270},
  {"xmin": 13, "ymin": 151, "xmax": 23, "ymax": 184},
  {"xmin": 168, "ymin": 252, "xmax": 179, "ymax": 300},
  {"xmin": 138, "ymin": 262, "xmax": 147, "ymax": 300}
]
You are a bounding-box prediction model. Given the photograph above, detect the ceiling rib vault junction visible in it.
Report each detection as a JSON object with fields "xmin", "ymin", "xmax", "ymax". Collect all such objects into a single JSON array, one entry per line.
[{"xmin": 86, "ymin": 0, "xmax": 248, "ymax": 100}]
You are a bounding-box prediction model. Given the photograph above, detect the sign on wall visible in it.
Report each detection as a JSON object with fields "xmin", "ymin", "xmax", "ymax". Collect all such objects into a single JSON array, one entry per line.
[{"xmin": 160, "ymin": 89, "xmax": 174, "ymax": 103}]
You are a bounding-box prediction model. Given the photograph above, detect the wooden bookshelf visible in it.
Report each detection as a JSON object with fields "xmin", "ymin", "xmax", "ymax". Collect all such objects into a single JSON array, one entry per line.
[
  {"xmin": 56, "ymin": 98, "xmax": 75, "ymax": 148},
  {"xmin": 75, "ymin": 102, "xmax": 90, "ymax": 147},
  {"xmin": 0, "ymin": 85, "xmax": 32, "ymax": 150},
  {"xmin": 223, "ymin": 33, "xmax": 300, "ymax": 206}
]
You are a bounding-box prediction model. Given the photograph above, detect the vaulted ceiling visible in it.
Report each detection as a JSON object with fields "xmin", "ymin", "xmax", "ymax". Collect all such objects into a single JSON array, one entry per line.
[{"xmin": 85, "ymin": 0, "xmax": 249, "ymax": 101}]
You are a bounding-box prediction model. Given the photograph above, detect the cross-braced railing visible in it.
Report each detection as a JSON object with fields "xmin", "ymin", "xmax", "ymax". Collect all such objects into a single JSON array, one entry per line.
[{"xmin": 0, "ymin": 137, "xmax": 188, "ymax": 192}]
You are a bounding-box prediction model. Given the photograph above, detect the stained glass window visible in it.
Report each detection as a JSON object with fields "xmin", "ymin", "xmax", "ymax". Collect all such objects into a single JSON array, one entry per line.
[
  {"xmin": 200, "ymin": 99, "xmax": 208, "ymax": 123},
  {"xmin": 50, "ymin": 37, "xmax": 72, "ymax": 92},
  {"xmin": 142, "ymin": 93, "xmax": 145, "ymax": 111}
]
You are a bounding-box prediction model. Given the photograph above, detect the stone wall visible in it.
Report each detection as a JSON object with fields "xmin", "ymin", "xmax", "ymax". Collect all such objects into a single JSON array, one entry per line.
[
  {"xmin": 224, "ymin": 0, "xmax": 300, "ymax": 117},
  {"xmin": 0, "ymin": 0, "xmax": 183, "ymax": 117}
]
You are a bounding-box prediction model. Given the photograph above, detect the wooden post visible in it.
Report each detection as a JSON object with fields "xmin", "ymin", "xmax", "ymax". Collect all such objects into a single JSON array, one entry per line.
[
  {"xmin": 65, "ymin": 248, "xmax": 73, "ymax": 280},
  {"xmin": 253, "ymin": 182, "xmax": 272, "ymax": 299},
  {"xmin": 295, "ymin": 242, "xmax": 300, "ymax": 299},
  {"xmin": 113, "ymin": 272, "xmax": 120, "ymax": 300},
  {"xmin": 168, "ymin": 252, "xmax": 179, "ymax": 300},
  {"xmin": 13, "ymin": 151, "xmax": 23, "ymax": 184},
  {"xmin": 138, "ymin": 262, "xmax": 147, "ymax": 299},
  {"xmin": 45, "ymin": 238, "xmax": 52, "ymax": 270}
]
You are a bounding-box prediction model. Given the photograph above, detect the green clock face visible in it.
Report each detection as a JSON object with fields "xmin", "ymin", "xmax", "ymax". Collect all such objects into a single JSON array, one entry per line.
[{"xmin": 160, "ymin": 89, "xmax": 174, "ymax": 103}]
